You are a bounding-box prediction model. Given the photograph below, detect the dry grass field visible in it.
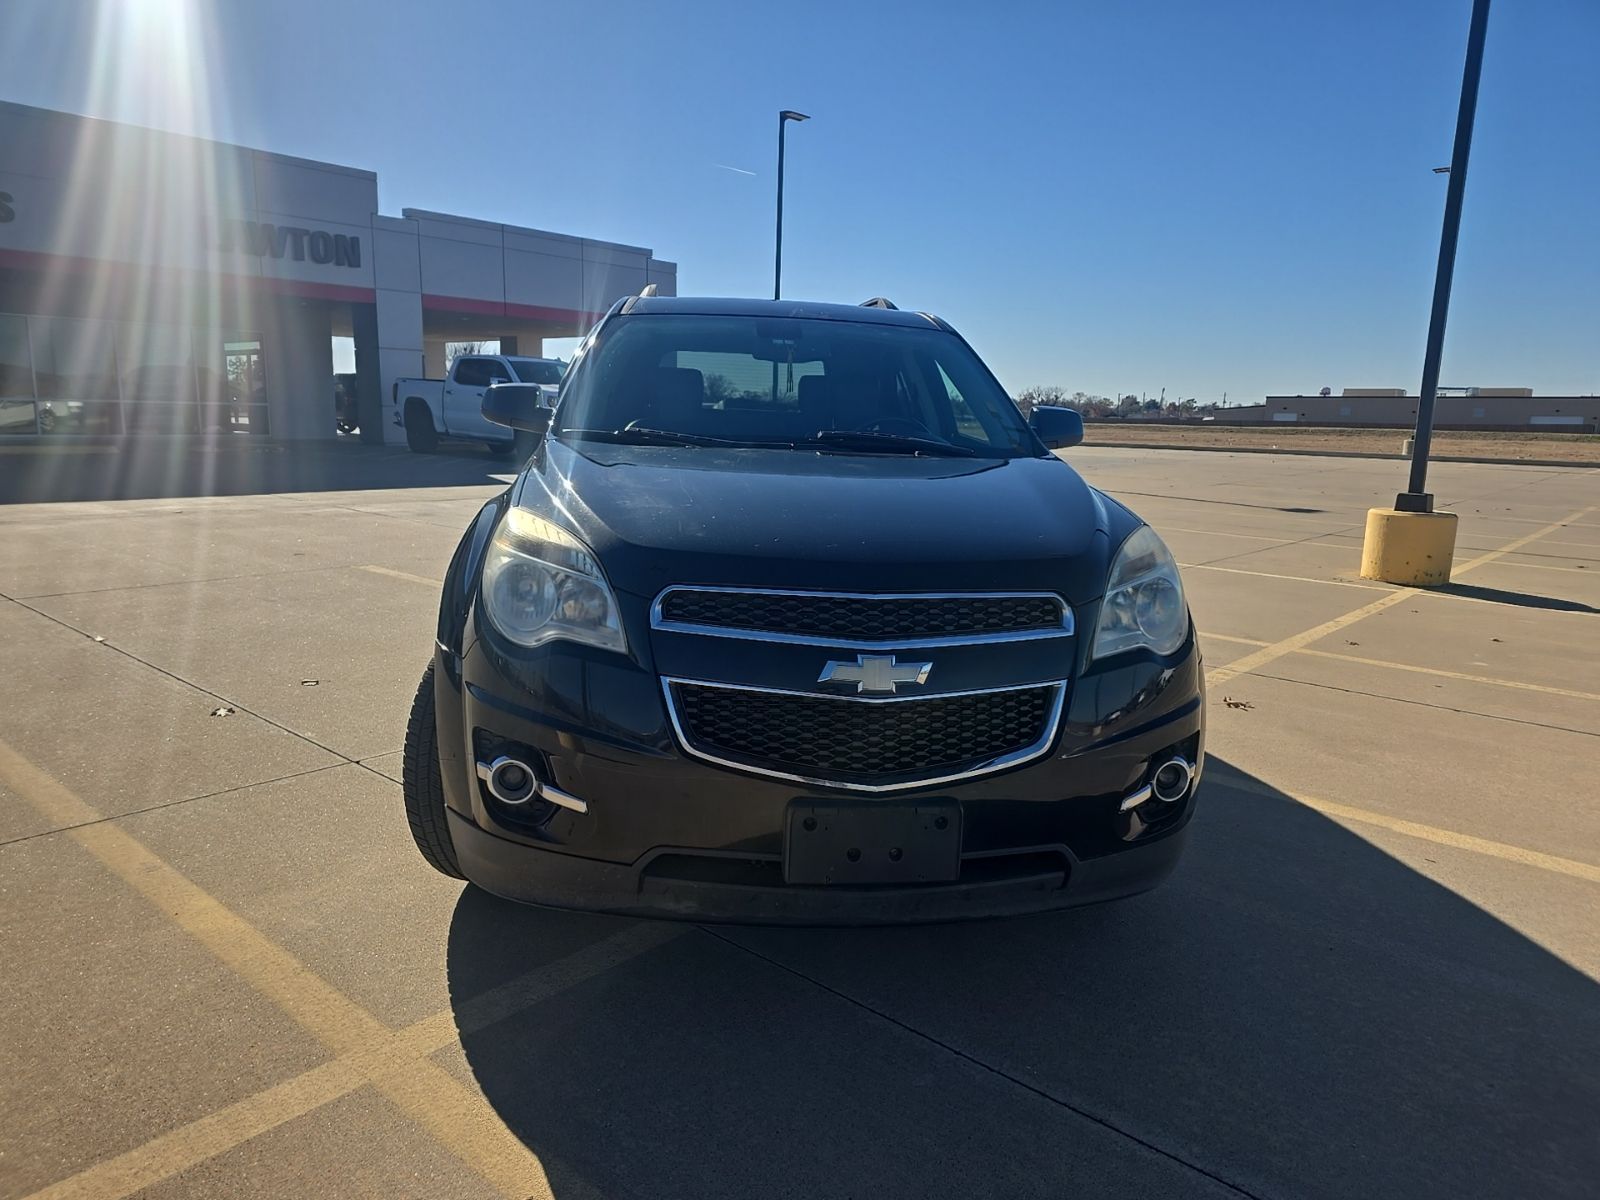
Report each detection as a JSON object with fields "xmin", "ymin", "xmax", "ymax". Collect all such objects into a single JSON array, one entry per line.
[{"xmin": 1084, "ymin": 422, "xmax": 1600, "ymax": 464}]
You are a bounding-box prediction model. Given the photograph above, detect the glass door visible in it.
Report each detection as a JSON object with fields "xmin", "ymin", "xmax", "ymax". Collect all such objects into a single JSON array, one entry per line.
[{"xmin": 222, "ymin": 340, "xmax": 268, "ymax": 434}]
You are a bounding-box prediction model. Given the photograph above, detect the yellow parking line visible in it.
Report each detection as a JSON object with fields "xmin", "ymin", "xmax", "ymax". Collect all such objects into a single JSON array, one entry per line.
[
  {"xmin": 1199, "ymin": 632, "xmax": 1600, "ymax": 703},
  {"xmin": 1201, "ymin": 632, "xmax": 1271, "ymax": 646},
  {"xmin": 1225, "ymin": 774, "xmax": 1600, "ymax": 885},
  {"xmin": 0, "ymin": 740, "xmax": 669, "ymax": 1199},
  {"xmin": 1158, "ymin": 525, "xmax": 1296, "ymax": 542},
  {"xmin": 1452, "ymin": 506, "xmax": 1597, "ymax": 572},
  {"xmin": 0, "ymin": 742, "xmax": 385, "ymax": 1055},
  {"xmin": 20, "ymin": 922, "xmax": 677, "ymax": 1200},
  {"xmin": 22, "ymin": 1056, "xmax": 371, "ymax": 1200},
  {"xmin": 1292, "ymin": 647, "xmax": 1600, "ymax": 703},
  {"xmin": 1459, "ymin": 557, "xmax": 1597, "ymax": 575},
  {"xmin": 1206, "ymin": 505, "xmax": 1595, "ymax": 688},
  {"xmin": 1181, "ymin": 562, "xmax": 1393, "ymax": 591},
  {"xmin": 1205, "ymin": 588, "xmax": 1417, "ymax": 687},
  {"xmin": 357, "ymin": 564, "xmax": 442, "ymax": 586}
]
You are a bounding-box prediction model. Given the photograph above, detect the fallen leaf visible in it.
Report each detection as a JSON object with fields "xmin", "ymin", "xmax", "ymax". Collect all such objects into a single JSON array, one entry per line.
[{"xmin": 1222, "ymin": 696, "xmax": 1254, "ymax": 710}]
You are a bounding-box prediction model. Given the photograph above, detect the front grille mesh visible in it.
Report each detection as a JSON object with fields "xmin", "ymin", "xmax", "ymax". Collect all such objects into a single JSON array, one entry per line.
[
  {"xmin": 672, "ymin": 683, "xmax": 1057, "ymax": 785},
  {"xmin": 658, "ymin": 590, "xmax": 1064, "ymax": 642}
]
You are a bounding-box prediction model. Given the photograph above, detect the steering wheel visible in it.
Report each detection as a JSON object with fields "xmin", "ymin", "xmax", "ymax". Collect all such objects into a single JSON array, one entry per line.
[{"xmin": 855, "ymin": 415, "xmax": 931, "ymax": 435}]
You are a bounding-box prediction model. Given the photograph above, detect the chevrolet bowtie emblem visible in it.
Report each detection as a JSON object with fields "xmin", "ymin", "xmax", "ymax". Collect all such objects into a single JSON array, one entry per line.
[{"xmin": 818, "ymin": 654, "xmax": 933, "ymax": 694}]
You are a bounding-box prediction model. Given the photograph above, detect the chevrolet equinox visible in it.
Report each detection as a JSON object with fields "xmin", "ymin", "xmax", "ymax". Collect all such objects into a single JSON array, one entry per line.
[{"xmin": 402, "ymin": 295, "xmax": 1204, "ymax": 924}]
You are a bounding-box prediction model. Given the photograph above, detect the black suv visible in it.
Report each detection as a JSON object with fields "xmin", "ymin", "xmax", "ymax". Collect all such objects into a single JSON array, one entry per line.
[{"xmin": 403, "ymin": 296, "xmax": 1204, "ymax": 924}]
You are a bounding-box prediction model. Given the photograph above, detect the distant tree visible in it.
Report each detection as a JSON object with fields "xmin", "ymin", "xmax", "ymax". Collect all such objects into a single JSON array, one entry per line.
[
  {"xmin": 445, "ymin": 340, "xmax": 491, "ymax": 368},
  {"xmin": 1013, "ymin": 385, "xmax": 1068, "ymax": 418}
]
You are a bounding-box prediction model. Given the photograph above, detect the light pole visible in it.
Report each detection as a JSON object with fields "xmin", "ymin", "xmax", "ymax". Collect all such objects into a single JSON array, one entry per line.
[
  {"xmin": 774, "ymin": 110, "xmax": 808, "ymax": 300},
  {"xmin": 1360, "ymin": 0, "xmax": 1491, "ymax": 586},
  {"xmin": 1397, "ymin": 0, "xmax": 1491, "ymax": 513}
]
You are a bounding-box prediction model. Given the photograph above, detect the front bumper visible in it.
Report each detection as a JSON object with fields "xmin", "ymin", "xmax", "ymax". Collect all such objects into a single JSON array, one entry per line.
[
  {"xmin": 448, "ymin": 806, "xmax": 1190, "ymax": 925},
  {"xmin": 430, "ymin": 615, "xmax": 1205, "ymax": 925}
]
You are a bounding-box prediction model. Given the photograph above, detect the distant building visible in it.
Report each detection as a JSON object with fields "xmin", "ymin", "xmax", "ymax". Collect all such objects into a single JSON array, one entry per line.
[
  {"xmin": 1227, "ymin": 391, "xmax": 1598, "ymax": 431},
  {"xmin": 0, "ymin": 101, "xmax": 676, "ymax": 443}
]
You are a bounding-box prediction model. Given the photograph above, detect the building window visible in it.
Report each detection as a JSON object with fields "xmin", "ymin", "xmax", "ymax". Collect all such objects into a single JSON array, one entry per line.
[
  {"xmin": 0, "ymin": 314, "xmax": 269, "ymax": 436},
  {"xmin": 31, "ymin": 316, "xmax": 121, "ymax": 435},
  {"xmin": 0, "ymin": 314, "xmax": 37, "ymax": 434},
  {"xmin": 119, "ymin": 323, "xmax": 199, "ymax": 433}
]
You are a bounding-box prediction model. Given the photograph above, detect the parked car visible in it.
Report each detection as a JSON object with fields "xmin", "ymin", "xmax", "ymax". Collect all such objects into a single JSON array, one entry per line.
[
  {"xmin": 401, "ymin": 295, "xmax": 1203, "ymax": 924},
  {"xmin": 393, "ymin": 355, "xmax": 563, "ymax": 454},
  {"xmin": 1, "ymin": 397, "xmax": 42, "ymax": 433}
]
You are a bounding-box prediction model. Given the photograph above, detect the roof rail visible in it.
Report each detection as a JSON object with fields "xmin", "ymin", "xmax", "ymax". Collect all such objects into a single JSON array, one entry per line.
[
  {"xmin": 639, "ymin": 283, "xmax": 659, "ymax": 298},
  {"xmin": 859, "ymin": 297, "xmax": 898, "ymax": 310}
]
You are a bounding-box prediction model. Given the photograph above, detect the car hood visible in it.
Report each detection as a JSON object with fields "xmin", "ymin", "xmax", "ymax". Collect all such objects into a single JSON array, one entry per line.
[{"xmin": 517, "ymin": 440, "xmax": 1131, "ymax": 604}]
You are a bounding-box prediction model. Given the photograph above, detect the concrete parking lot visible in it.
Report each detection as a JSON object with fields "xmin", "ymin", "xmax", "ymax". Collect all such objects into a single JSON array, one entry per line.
[{"xmin": 1, "ymin": 442, "xmax": 1595, "ymax": 1199}]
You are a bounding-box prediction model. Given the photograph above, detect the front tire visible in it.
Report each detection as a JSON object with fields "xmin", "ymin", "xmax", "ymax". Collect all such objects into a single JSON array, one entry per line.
[
  {"xmin": 402, "ymin": 663, "xmax": 465, "ymax": 878},
  {"xmin": 404, "ymin": 401, "xmax": 439, "ymax": 453}
]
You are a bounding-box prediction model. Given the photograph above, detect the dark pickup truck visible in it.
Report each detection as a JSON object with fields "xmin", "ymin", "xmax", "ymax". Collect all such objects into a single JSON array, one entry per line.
[{"xmin": 402, "ymin": 295, "xmax": 1204, "ymax": 924}]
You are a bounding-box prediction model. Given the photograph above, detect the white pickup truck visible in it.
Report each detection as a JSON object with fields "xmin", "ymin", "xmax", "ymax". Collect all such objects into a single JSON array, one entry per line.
[{"xmin": 393, "ymin": 354, "xmax": 564, "ymax": 454}]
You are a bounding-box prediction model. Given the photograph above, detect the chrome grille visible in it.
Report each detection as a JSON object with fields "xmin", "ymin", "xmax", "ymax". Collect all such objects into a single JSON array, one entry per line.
[{"xmin": 653, "ymin": 588, "xmax": 1071, "ymax": 646}]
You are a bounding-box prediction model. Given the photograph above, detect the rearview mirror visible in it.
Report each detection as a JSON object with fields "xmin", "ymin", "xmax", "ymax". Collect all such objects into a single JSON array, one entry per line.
[
  {"xmin": 1030, "ymin": 405, "xmax": 1084, "ymax": 449},
  {"xmin": 482, "ymin": 383, "xmax": 553, "ymax": 435}
]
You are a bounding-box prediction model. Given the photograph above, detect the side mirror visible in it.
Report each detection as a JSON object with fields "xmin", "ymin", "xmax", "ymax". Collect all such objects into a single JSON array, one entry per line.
[
  {"xmin": 482, "ymin": 383, "xmax": 553, "ymax": 435},
  {"xmin": 1030, "ymin": 405, "xmax": 1084, "ymax": 449}
]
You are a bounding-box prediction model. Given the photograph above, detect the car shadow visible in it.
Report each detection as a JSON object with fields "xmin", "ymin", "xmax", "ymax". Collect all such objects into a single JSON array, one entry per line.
[
  {"xmin": 444, "ymin": 758, "xmax": 1599, "ymax": 1199},
  {"xmin": 0, "ymin": 438, "xmax": 516, "ymax": 504}
]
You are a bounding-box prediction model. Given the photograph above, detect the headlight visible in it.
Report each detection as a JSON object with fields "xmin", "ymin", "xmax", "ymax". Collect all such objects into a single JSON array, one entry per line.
[
  {"xmin": 1090, "ymin": 525, "xmax": 1188, "ymax": 661},
  {"xmin": 480, "ymin": 508, "xmax": 627, "ymax": 653}
]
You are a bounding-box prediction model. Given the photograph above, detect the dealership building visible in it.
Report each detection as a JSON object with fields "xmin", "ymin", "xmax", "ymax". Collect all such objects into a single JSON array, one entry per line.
[
  {"xmin": 1229, "ymin": 389, "xmax": 1599, "ymax": 431},
  {"xmin": 0, "ymin": 101, "xmax": 676, "ymax": 443}
]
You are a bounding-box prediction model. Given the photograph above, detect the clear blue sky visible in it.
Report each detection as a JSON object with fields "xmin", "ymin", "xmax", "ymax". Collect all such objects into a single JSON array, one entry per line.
[{"xmin": 3, "ymin": 0, "xmax": 1596, "ymax": 402}]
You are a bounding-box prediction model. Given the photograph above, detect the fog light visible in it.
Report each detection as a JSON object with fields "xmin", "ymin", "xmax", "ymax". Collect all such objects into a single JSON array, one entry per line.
[
  {"xmin": 1151, "ymin": 758, "xmax": 1193, "ymax": 803},
  {"xmin": 480, "ymin": 756, "xmax": 537, "ymax": 805}
]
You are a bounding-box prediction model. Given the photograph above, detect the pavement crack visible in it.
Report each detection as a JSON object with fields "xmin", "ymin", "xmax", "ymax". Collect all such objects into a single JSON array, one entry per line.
[
  {"xmin": 1, "ymin": 596, "xmax": 362, "ymax": 767},
  {"xmin": 0, "ymin": 763, "xmax": 350, "ymax": 849},
  {"xmin": 16, "ymin": 561, "xmax": 363, "ymax": 601},
  {"xmin": 696, "ymin": 925, "xmax": 1268, "ymax": 1200},
  {"xmin": 1248, "ymin": 671, "xmax": 1600, "ymax": 738},
  {"xmin": 1194, "ymin": 523, "xmax": 1365, "ymax": 568}
]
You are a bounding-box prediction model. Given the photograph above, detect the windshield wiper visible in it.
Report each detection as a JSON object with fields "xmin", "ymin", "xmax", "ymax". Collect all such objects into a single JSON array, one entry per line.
[
  {"xmin": 802, "ymin": 430, "xmax": 976, "ymax": 457},
  {"xmin": 559, "ymin": 426, "xmax": 776, "ymax": 449}
]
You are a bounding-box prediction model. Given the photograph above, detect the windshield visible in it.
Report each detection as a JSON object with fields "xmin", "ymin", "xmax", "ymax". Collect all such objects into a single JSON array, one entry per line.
[
  {"xmin": 555, "ymin": 314, "xmax": 1036, "ymax": 457},
  {"xmin": 510, "ymin": 359, "xmax": 563, "ymax": 385}
]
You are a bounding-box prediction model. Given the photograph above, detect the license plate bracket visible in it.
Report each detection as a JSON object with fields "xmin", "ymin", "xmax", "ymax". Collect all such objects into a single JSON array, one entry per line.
[{"xmin": 784, "ymin": 800, "xmax": 962, "ymax": 886}]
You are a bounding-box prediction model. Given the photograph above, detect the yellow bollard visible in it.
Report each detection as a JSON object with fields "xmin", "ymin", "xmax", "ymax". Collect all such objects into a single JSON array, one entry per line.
[{"xmin": 1359, "ymin": 508, "xmax": 1459, "ymax": 586}]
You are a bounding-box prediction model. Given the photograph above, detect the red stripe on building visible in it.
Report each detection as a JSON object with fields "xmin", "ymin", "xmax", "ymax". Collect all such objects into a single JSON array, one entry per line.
[
  {"xmin": 421, "ymin": 292, "xmax": 598, "ymax": 327},
  {"xmin": 0, "ymin": 247, "xmax": 376, "ymax": 304}
]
